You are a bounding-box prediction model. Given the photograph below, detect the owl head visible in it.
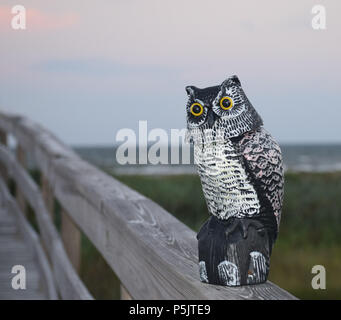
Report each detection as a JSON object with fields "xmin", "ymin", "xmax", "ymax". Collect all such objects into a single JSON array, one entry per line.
[{"xmin": 185, "ymin": 75, "xmax": 263, "ymax": 144}]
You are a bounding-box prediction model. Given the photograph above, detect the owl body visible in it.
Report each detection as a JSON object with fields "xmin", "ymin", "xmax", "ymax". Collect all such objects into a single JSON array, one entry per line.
[
  {"xmin": 185, "ymin": 76, "xmax": 284, "ymax": 286},
  {"xmin": 194, "ymin": 138, "xmax": 260, "ymax": 220},
  {"xmin": 194, "ymin": 127, "xmax": 283, "ymax": 236}
]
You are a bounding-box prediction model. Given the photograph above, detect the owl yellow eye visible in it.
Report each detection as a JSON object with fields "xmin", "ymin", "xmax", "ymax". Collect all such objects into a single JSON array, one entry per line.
[
  {"xmin": 220, "ymin": 96, "xmax": 233, "ymax": 110},
  {"xmin": 190, "ymin": 102, "xmax": 204, "ymax": 116}
]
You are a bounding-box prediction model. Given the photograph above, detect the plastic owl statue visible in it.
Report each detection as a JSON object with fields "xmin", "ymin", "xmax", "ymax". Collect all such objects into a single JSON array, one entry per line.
[{"xmin": 185, "ymin": 75, "xmax": 284, "ymax": 286}]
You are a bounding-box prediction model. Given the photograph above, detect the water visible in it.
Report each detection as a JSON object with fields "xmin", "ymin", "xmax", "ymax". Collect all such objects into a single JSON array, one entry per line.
[
  {"xmin": 281, "ymin": 145, "xmax": 341, "ymax": 172},
  {"xmin": 73, "ymin": 144, "xmax": 341, "ymax": 175}
]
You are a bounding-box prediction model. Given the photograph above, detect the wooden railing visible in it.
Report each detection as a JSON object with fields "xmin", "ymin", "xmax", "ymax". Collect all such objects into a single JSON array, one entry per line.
[{"xmin": 0, "ymin": 111, "xmax": 297, "ymax": 300}]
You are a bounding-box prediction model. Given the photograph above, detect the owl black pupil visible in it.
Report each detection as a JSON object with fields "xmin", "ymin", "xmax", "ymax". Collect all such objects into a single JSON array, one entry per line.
[
  {"xmin": 193, "ymin": 105, "xmax": 201, "ymax": 114},
  {"xmin": 222, "ymin": 99, "xmax": 231, "ymax": 108}
]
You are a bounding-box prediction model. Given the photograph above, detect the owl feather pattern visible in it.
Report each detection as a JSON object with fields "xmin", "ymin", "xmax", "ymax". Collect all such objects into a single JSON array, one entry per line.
[{"xmin": 185, "ymin": 75, "xmax": 284, "ymax": 286}]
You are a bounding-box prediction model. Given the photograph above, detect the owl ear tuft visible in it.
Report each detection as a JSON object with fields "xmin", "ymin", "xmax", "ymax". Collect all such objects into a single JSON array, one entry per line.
[
  {"xmin": 230, "ymin": 75, "xmax": 241, "ymax": 86},
  {"xmin": 221, "ymin": 75, "xmax": 241, "ymax": 87},
  {"xmin": 185, "ymin": 86, "xmax": 195, "ymax": 97}
]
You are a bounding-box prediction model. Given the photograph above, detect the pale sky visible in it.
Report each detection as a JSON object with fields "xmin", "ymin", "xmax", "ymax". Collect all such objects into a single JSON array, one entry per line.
[{"xmin": 0, "ymin": 0, "xmax": 340, "ymax": 145}]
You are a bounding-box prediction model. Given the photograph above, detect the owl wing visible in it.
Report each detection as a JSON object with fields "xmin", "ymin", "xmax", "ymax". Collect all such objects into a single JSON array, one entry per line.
[{"xmin": 238, "ymin": 128, "xmax": 284, "ymax": 240}]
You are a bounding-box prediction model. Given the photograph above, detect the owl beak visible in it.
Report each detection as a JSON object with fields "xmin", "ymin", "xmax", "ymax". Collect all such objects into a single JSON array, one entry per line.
[{"xmin": 207, "ymin": 109, "xmax": 216, "ymax": 128}]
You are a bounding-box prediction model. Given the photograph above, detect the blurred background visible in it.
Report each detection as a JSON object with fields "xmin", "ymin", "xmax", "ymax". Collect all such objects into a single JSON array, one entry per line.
[{"xmin": 1, "ymin": 0, "xmax": 340, "ymax": 299}]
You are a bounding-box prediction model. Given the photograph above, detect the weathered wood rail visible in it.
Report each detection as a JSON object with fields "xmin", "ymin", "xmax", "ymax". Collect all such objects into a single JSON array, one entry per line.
[{"xmin": 0, "ymin": 111, "xmax": 297, "ymax": 300}]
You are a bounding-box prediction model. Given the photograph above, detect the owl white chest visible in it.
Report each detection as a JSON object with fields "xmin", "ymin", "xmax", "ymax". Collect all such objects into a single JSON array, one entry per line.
[{"xmin": 194, "ymin": 140, "xmax": 260, "ymax": 220}]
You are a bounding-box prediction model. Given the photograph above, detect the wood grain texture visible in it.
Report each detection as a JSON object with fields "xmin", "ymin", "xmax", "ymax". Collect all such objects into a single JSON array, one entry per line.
[
  {"xmin": 61, "ymin": 209, "xmax": 81, "ymax": 272},
  {"xmin": 0, "ymin": 178, "xmax": 57, "ymax": 300},
  {"xmin": 16, "ymin": 145, "xmax": 27, "ymax": 215},
  {"xmin": 0, "ymin": 144, "xmax": 92, "ymax": 300},
  {"xmin": 0, "ymin": 111, "xmax": 297, "ymax": 300}
]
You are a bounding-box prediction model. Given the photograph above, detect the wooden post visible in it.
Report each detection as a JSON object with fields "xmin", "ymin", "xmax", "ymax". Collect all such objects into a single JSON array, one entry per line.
[
  {"xmin": 0, "ymin": 130, "xmax": 6, "ymax": 145},
  {"xmin": 61, "ymin": 209, "xmax": 81, "ymax": 272},
  {"xmin": 0, "ymin": 130, "xmax": 6, "ymax": 146},
  {"xmin": 120, "ymin": 284, "xmax": 132, "ymax": 300},
  {"xmin": 41, "ymin": 175, "xmax": 54, "ymax": 221},
  {"xmin": 0, "ymin": 130, "xmax": 8, "ymax": 182},
  {"xmin": 16, "ymin": 145, "xmax": 27, "ymax": 214}
]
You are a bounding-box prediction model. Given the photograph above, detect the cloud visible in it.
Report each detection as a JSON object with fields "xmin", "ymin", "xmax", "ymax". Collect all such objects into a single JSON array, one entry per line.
[{"xmin": 0, "ymin": 5, "xmax": 78, "ymax": 31}]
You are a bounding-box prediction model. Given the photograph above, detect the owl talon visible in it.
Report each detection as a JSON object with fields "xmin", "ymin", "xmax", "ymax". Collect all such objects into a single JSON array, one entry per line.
[
  {"xmin": 224, "ymin": 219, "xmax": 240, "ymax": 238},
  {"xmin": 198, "ymin": 215, "xmax": 271, "ymax": 286}
]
